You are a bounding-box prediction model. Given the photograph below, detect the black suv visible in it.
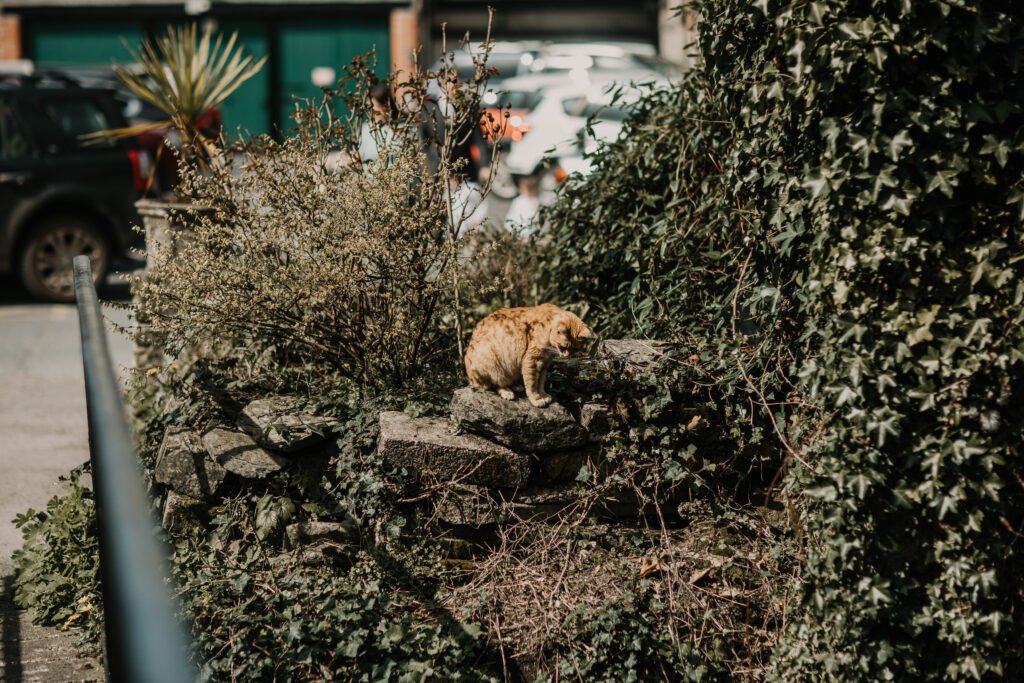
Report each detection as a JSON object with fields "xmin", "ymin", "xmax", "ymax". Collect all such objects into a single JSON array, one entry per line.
[{"xmin": 0, "ymin": 72, "xmax": 144, "ymax": 301}]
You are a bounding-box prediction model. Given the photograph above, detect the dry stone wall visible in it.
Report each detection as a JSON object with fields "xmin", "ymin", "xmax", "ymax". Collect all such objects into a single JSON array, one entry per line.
[{"xmin": 154, "ymin": 341, "xmax": 666, "ymax": 543}]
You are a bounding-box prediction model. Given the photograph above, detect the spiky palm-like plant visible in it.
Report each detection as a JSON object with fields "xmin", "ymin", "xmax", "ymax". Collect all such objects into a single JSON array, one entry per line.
[{"xmin": 89, "ymin": 23, "xmax": 266, "ymax": 178}]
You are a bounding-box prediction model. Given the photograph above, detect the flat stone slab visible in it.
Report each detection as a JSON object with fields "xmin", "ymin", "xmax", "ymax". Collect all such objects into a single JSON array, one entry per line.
[
  {"xmin": 270, "ymin": 540, "xmax": 353, "ymax": 571},
  {"xmin": 202, "ymin": 427, "xmax": 291, "ymax": 478},
  {"xmin": 379, "ymin": 411, "xmax": 530, "ymax": 488},
  {"xmin": 434, "ymin": 485, "xmax": 647, "ymax": 527},
  {"xmin": 433, "ymin": 485, "xmax": 582, "ymax": 527},
  {"xmin": 237, "ymin": 396, "xmax": 338, "ymax": 453},
  {"xmin": 450, "ymin": 387, "xmax": 589, "ymax": 452},
  {"xmin": 284, "ymin": 519, "xmax": 360, "ymax": 550},
  {"xmin": 154, "ymin": 426, "xmax": 226, "ymax": 499},
  {"xmin": 595, "ymin": 339, "xmax": 673, "ymax": 373}
]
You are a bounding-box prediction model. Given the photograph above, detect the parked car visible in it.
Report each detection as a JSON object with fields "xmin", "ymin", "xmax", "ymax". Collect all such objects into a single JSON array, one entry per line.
[
  {"xmin": 0, "ymin": 72, "xmax": 145, "ymax": 301},
  {"xmin": 428, "ymin": 40, "xmax": 544, "ymax": 90},
  {"xmin": 502, "ymin": 72, "xmax": 667, "ymax": 179},
  {"xmin": 479, "ymin": 72, "xmax": 572, "ymax": 199},
  {"xmin": 52, "ymin": 64, "xmax": 222, "ymax": 194},
  {"xmin": 524, "ymin": 42, "xmax": 683, "ymax": 81}
]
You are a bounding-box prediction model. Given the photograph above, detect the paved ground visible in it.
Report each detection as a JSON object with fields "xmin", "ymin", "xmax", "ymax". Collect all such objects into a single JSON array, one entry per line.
[{"xmin": 0, "ymin": 271, "xmax": 135, "ymax": 682}]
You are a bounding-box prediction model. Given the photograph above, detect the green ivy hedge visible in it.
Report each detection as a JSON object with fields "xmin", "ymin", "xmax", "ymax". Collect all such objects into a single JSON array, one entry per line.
[{"xmin": 545, "ymin": 0, "xmax": 1024, "ymax": 679}]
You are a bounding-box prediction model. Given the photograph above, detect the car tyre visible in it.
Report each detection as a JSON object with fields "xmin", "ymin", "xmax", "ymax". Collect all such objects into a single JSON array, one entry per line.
[{"xmin": 18, "ymin": 215, "xmax": 109, "ymax": 303}]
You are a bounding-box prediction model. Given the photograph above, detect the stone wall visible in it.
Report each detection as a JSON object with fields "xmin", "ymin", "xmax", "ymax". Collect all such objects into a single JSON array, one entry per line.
[
  {"xmin": 155, "ymin": 395, "xmax": 339, "ymax": 534},
  {"xmin": 154, "ymin": 340, "xmax": 670, "ymax": 548},
  {"xmin": 377, "ymin": 339, "xmax": 670, "ymax": 527}
]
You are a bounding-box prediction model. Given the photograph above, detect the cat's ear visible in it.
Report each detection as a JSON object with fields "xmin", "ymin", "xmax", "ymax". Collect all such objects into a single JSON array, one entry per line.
[{"xmin": 570, "ymin": 318, "xmax": 595, "ymax": 340}]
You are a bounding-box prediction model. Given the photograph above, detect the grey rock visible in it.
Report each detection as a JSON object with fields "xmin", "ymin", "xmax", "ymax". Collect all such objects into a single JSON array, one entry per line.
[
  {"xmin": 378, "ymin": 411, "xmax": 530, "ymax": 488},
  {"xmin": 284, "ymin": 519, "xmax": 360, "ymax": 550},
  {"xmin": 161, "ymin": 490, "xmax": 207, "ymax": 534},
  {"xmin": 580, "ymin": 403, "xmax": 611, "ymax": 440},
  {"xmin": 154, "ymin": 426, "xmax": 226, "ymax": 499},
  {"xmin": 449, "ymin": 387, "xmax": 589, "ymax": 452},
  {"xmin": 201, "ymin": 427, "xmax": 291, "ymax": 478},
  {"xmin": 595, "ymin": 339, "xmax": 672, "ymax": 372},
  {"xmin": 237, "ymin": 396, "xmax": 338, "ymax": 453},
  {"xmin": 433, "ymin": 486, "xmax": 508, "ymax": 526}
]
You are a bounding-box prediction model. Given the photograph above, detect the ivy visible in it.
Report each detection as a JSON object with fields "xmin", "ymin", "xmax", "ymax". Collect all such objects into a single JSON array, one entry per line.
[{"xmin": 545, "ymin": 0, "xmax": 1024, "ymax": 679}]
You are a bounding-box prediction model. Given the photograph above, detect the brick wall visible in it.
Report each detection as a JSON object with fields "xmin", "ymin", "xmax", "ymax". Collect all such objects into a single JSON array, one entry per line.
[{"xmin": 0, "ymin": 15, "xmax": 22, "ymax": 60}]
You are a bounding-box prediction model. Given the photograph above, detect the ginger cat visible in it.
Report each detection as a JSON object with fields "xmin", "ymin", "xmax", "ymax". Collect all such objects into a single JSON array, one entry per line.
[{"xmin": 464, "ymin": 304, "xmax": 594, "ymax": 408}]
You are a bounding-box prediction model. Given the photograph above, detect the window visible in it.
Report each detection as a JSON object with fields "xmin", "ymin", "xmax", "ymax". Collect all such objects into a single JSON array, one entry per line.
[
  {"xmin": 0, "ymin": 97, "xmax": 34, "ymax": 162},
  {"xmin": 40, "ymin": 96, "xmax": 115, "ymax": 147}
]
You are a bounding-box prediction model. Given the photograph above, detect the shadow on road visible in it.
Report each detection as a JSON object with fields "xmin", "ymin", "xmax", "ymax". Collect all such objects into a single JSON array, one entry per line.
[{"xmin": 1, "ymin": 574, "xmax": 22, "ymax": 683}]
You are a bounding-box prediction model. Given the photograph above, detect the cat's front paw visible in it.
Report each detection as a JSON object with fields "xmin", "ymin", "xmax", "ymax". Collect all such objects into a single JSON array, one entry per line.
[
  {"xmin": 529, "ymin": 395, "xmax": 553, "ymax": 408},
  {"xmin": 498, "ymin": 388, "xmax": 516, "ymax": 400}
]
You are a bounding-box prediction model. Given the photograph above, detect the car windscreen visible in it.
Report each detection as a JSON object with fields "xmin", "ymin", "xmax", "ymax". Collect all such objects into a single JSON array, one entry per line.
[
  {"xmin": 486, "ymin": 54, "xmax": 526, "ymax": 80},
  {"xmin": 38, "ymin": 94, "xmax": 117, "ymax": 148}
]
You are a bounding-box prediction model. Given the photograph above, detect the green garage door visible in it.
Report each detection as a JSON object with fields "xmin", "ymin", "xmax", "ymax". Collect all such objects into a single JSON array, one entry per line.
[
  {"xmin": 213, "ymin": 22, "xmax": 270, "ymax": 137},
  {"xmin": 30, "ymin": 17, "xmax": 388, "ymax": 138},
  {"xmin": 278, "ymin": 19, "xmax": 389, "ymax": 133},
  {"xmin": 29, "ymin": 20, "xmax": 270, "ymax": 137},
  {"xmin": 29, "ymin": 21, "xmax": 144, "ymax": 65}
]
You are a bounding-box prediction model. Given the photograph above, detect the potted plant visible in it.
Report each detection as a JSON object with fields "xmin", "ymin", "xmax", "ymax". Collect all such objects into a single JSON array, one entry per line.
[{"xmin": 89, "ymin": 22, "xmax": 265, "ymax": 262}]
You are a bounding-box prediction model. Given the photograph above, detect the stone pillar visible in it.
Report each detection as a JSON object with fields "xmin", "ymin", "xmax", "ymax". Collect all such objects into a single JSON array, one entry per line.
[
  {"xmin": 0, "ymin": 14, "xmax": 22, "ymax": 61},
  {"xmin": 658, "ymin": 0, "xmax": 701, "ymax": 71}
]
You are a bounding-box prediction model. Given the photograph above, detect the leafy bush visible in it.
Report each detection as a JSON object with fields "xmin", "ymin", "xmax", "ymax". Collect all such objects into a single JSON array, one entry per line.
[
  {"xmin": 173, "ymin": 494, "xmax": 501, "ymax": 682},
  {"xmin": 137, "ymin": 51, "xmax": 502, "ymax": 392},
  {"xmin": 552, "ymin": 591, "xmax": 708, "ymax": 683},
  {"xmin": 11, "ymin": 467, "xmax": 103, "ymax": 649},
  {"xmin": 746, "ymin": 3, "xmax": 1024, "ymax": 679},
  {"xmin": 544, "ymin": 0, "xmax": 1024, "ymax": 680}
]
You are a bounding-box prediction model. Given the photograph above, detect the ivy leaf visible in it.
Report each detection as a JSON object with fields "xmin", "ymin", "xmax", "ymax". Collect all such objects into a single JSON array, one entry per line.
[
  {"xmin": 255, "ymin": 494, "xmax": 296, "ymax": 540},
  {"xmin": 887, "ymin": 130, "xmax": 913, "ymax": 162},
  {"xmin": 980, "ymin": 135, "xmax": 1009, "ymax": 167},
  {"xmin": 805, "ymin": 481, "xmax": 837, "ymax": 501},
  {"xmin": 906, "ymin": 305, "xmax": 940, "ymax": 347},
  {"xmin": 926, "ymin": 169, "xmax": 956, "ymax": 198}
]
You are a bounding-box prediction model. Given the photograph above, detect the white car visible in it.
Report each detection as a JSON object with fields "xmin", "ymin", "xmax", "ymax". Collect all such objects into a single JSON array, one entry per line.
[
  {"xmin": 524, "ymin": 42, "xmax": 683, "ymax": 82},
  {"xmin": 503, "ymin": 72, "xmax": 668, "ymax": 179}
]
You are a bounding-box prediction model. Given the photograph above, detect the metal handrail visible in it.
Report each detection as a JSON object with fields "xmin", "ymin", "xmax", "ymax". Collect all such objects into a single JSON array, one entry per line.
[{"xmin": 73, "ymin": 255, "xmax": 196, "ymax": 683}]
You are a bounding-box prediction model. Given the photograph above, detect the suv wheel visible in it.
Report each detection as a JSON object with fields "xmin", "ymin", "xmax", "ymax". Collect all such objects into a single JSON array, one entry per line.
[{"xmin": 18, "ymin": 215, "xmax": 109, "ymax": 302}]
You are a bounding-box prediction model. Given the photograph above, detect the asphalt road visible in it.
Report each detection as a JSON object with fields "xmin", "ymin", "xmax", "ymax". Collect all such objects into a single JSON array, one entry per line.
[{"xmin": 0, "ymin": 273, "xmax": 135, "ymax": 576}]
